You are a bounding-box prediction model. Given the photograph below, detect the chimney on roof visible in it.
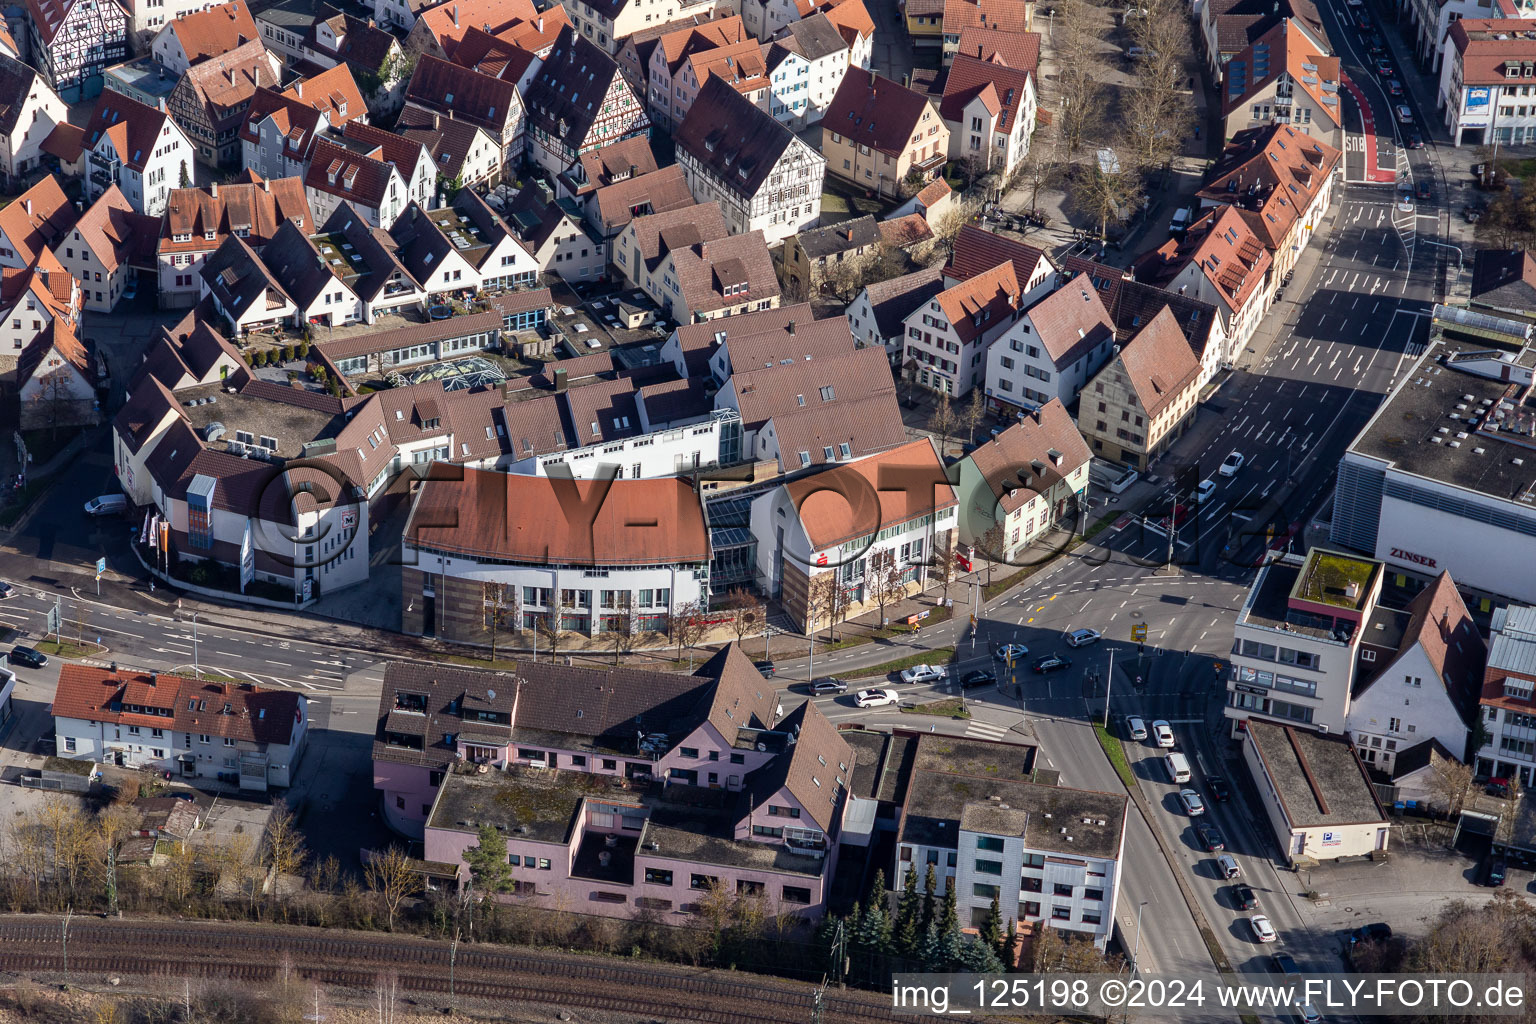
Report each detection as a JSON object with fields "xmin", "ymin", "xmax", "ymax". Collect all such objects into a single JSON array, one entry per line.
[
  {"xmin": 211, "ymin": 181, "xmax": 218, "ymax": 199},
  {"xmin": 902, "ymin": 72, "xmax": 910, "ymax": 88},
  {"xmin": 537, "ymin": 14, "xmax": 544, "ymax": 32},
  {"xmin": 148, "ymin": 671, "xmax": 157, "ymax": 686},
  {"xmin": 262, "ymin": 178, "xmax": 270, "ymax": 193},
  {"xmin": 787, "ymin": 319, "xmax": 796, "ymax": 335},
  {"xmin": 869, "ymin": 69, "xmax": 875, "ymax": 85},
  {"xmin": 21, "ymin": 198, "xmax": 29, "ymax": 216},
  {"xmin": 159, "ymin": 98, "xmax": 167, "ymax": 112},
  {"xmin": 501, "ymin": 379, "xmax": 512, "ymax": 400},
  {"xmin": 295, "ymin": 81, "xmax": 303, "ymax": 97},
  {"xmin": 554, "ymin": 367, "xmax": 568, "ymax": 393}
]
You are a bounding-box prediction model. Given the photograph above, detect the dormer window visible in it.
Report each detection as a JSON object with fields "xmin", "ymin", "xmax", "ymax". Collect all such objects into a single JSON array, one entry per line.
[{"xmin": 204, "ymin": 230, "xmax": 215, "ymax": 240}]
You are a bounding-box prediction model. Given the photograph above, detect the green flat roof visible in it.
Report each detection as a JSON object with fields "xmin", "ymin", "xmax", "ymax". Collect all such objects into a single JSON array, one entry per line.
[{"xmin": 1291, "ymin": 549, "xmax": 1379, "ymax": 611}]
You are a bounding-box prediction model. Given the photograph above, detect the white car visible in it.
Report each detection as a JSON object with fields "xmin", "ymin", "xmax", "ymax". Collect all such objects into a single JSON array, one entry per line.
[
  {"xmin": 1295, "ymin": 1004, "xmax": 1323, "ymax": 1024},
  {"xmin": 1249, "ymin": 915, "xmax": 1278, "ymax": 943},
  {"xmin": 1179, "ymin": 789, "xmax": 1206, "ymax": 816},
  {"xmin": 1219, "ymin": 451, "xmax": 1245, "ymax": 477},
  {"xmin": 1196, "ymin": 479, "xmax": 1217, "ymax": 504},
  {"xmin": 1152, "ymin": 720, "xmax": 1175, "ymax": 747},
  {"xmin": 1127, "ymin": 716, "xmax": 1148, "ymax": 741},
  {"xmin": 854, "ymin": 688, "xmax": 899, "ymax": 708},
  {"xmin": 900, "ymin": 664, "xmax": 946, "ymax": 684}
]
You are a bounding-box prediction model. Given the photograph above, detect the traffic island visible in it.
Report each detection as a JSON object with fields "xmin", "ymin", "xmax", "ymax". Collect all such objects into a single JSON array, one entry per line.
[{"xmin": 899, "ymin": 698, "xmax": 971, "ymax": 720}]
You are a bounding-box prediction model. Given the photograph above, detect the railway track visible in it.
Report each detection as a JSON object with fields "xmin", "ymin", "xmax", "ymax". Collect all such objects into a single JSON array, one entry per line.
[{"xmin": 0, "ymin": 917, "xmax": 901, "ymax": 1023}]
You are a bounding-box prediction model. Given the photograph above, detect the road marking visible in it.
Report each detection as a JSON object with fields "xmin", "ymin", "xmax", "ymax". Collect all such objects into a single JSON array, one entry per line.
[{"xmin": 265, "ymin": 659, "xmax": 292, "ymax": 667}]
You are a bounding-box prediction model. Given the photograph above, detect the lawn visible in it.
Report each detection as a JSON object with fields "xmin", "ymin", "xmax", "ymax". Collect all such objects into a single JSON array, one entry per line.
[
  {"xmin": 36, "ymin": 638, "xmax": 104, "ymax": 659},
  {"xmin": 901, "ymin": 698, "xmax": 971, "ymax": 719},
  {"xmin": 848, "ymin": 647, "xmax": 956, "ymax": 679},
  {"xmin": 1093, "ymin": 722, "xmax": 1138, "ymax": 792}
]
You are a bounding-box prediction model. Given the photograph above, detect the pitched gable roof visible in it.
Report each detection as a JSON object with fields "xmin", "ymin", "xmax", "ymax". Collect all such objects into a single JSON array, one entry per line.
[
  {"xmin": 81, "ymin": 92, "xmax": 175, "ymax": 172},
  {"xmin": 1135, "ymin": 204, "xmax": 1273, "ymax": 312},
  {"xmin": 824, "ymin": 71, "xmax": 936, "ymax": 158},
  {"xmin": 941, "ymin": 52, "xmax": 1031, "ymax": 133},
  {"xmin": 1222, "ymin": 18, "xmax": 1340, "ymax": 128},
  {"xmin": 953, "ymin": 26, "xmax": 1039, "ymax": 72},
  {"xmin": 239, "ymin": 86, "xmax": 327, "ymax": 160},
  {"xmin": 1020, "ymin": 271, "xmax": 1116, "ymax": 365},
  {"xmin": 417, "ymin": 0, "xmax": 537, "ymax": 57},
  {"xmin": 1197, "ymin": 123, "xmax": 1341, "ymax": 253},
  {"xmin": 932, "ymin": 260, "xmax": 1022, "ymax": 345},
  {"xmin": 168, "ymin": 0, "xmax": 259, "ymax": 66},
  {"xmin": 180, "ymin": 38, "xmax": 281, "ymax": 116},
  {"xmin": 0, "ymin": 53, "xmax": 48, "ymax": 139},
  {"xmin": 70, "ymin": 185, "xmax": 158, "ymax": 274},
  {"xmin": 0, "ymin": 175, "xmax": 77, "ymax": 267},
  {"xmin": 282, "ymin": 63, "xmax": 366, "ymax": 127},
  {"xmin": 396, "ymin": 108, "xmax": 498, "ymax": 180},
  {"xmin": 304, "ymin": 136, "xmax": 396, "ymax": 210},
  {"xmin": 54, "ymin": 667, "xmax": 303, "ymax": 746},
  {"xmin": 1358, "ymin": 573, "xmax": 1485, "ymax": 726},
  {"xmin": 942, "ymin": 0, "xmax": 1030, "ymax": 35},
  {"xmin": 162, "ymin": 176, "xmax": 313, "ymax": 255},
  {"xmin": 591, "ymin": 164, "xmax": 695, "ymax": 235},
  {"xmin": 448, "ymin": 25, "xmax": 539, "ymax": 81},
  {"xmin": 18, "ymin": 316, "xmax": 89, "ymax": 385},
  {"xmin": 947, "ymin": 224, "xmax": 1049, "ymax": 285},
  {"xmin": 675, "ymin": 75, "xmax": 803, "ymax": 201},
  {"xmin": 1115, "ymin": 306, "xmax": 1203, "ymax": 418},
  {"xmin": 114, "ymin": 373, "xmax": 184, "ymax": 453},
  {"xmin": 966, "ymin": 398, "xmax": 1091, "ymax": 512},
  {"xmin": 406, "ymin": 54, "xmax": 520, "ymax": 134},
  {"xmin": 522, "ymin": 26, "xmax": 639, "ymax": 148},
  {"xmin": 862, "ymin": 264, "xmax": 946, "ymax": 339},
  {"xmin": 1064, "ymin": 254, "xmax": 1218, "ymax": 360},
  {"xmin": 1471, "ymin": 249, "xmax": 1536, "ymax": 311}
]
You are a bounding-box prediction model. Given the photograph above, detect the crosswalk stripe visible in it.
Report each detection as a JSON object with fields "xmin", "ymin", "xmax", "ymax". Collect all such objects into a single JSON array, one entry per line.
[{"xmin": 966, "ymin": 721, "xmax": 1009, "ymax": 740}]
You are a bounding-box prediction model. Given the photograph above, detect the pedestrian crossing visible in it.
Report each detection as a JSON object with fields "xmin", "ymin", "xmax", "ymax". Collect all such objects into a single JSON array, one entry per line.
[{"xmin": 966, "ymin": 719, "xmax": 1011, "ymax": 741}]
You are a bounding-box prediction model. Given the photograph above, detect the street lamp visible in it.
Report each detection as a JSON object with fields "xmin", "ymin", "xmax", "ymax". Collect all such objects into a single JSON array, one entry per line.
[
  {"xmin": 192, "ymin": 612, "xmax": 200, "ymax": 680},
  {"xmin": 1132, "ymin": 900, "xmax": 1148, "ymax": 974}
]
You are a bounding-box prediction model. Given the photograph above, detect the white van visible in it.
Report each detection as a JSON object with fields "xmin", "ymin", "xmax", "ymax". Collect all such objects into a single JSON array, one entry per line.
[
  {"xmin": 1108, "ymin": 468, "xmax": 1139, "ymax": 495},
  {"xmin": 1165, "ymin": 752, "xmax": 1191, "ymax": 784},
  {"xmin": 84, "ymin": 494, "xmax": 128, "ymax": 516}
]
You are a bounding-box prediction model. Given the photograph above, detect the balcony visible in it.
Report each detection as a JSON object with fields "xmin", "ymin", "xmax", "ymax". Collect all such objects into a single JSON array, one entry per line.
[{"xmin": 911, "ymin": 151, "xmax": 947, "ymax": 174}]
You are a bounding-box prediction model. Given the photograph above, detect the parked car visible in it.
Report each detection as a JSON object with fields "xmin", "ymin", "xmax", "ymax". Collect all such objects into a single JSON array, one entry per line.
[
  {"xmin": 1032, "ymin": 654, "xmax": 1072, "ymax": 674},
  {"xmin": 8, "ymin": 646, "xmax": 47, "ymax": 668},
  {"xmin": 1219, "ymin": 450, "xmax": 1246, "ymax": 477},
  {"xmin": 854, "ymin": 688, "xmax": 899, "ymax": 708},
  {"xmin": 1486, "ymin": 777, "xmax": 1512, "ymax": 797},
  {"xmin": 84, "ymin": 494, "xmax": 128, "ymax": 516},
  {"xmin": 1485, "ymin": 855, "xmax": 1508, "ymax": 887},
  {"xmin": 1152, "ymin": 720, "xmax": 1175, "ymax": 747},
  {"xmin": 1249, "ymin": 915, "xmax": 1278, "ymax": 943},
  {"xmin": 1348, "ymin": 922, "xmax": 1392, "ymax": 945},
  {"xmin": 994, "ymin": 643, "xmax": 1029, "ymax": 663},
  {"xmin": 1127, "ymin": 716, "xmax": 1149, "ymax": 741},
  {"xmin": 754, "ymin": 661, "xmax": 776, "ymax": 678},
  {"xmin": 1207, "ymin": 775, "xmax": 1232, "ymax": 802},
  {"xmin": 1066, "ymin": 628, "xmax": 1102, "ymax": 647},
  {"xmin": 1196, "ymin": 822, "xmax": 1226, "ymax": 851},
  {"xmin": 1178, "ymin": 789, "xmax": 1206, "ymax": 816},
  {"xmin": 1272, "ymin": 952, "xmax": 1300, "ymax": 974},
  {"xmin": 810, "ymin": 677, "xmax": 848, "ymax": 695},
  {"xmin": 1395, "ymin": 104, "xmax": 1413, "ymax": 124},
  {"xmin": 960, "ymin": 669, "xmax": 997, "ymax": 689},
  {"xmin": 0, "ymin": 581, "xmax": 13, "ymax": 599},
  {"xmin": 1232, "ymin": 884, "xmax": 1259, "ymax": 910},
  {"xmin": 900, "ymin": 664, "xmax": 947, "ymax": 684}
]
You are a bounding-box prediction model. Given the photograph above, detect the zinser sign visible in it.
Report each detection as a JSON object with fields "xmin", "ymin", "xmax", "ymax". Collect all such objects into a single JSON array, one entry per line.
[{"xmin": 1389, "ymin": 547, "xmax": 1437, "ymax": 569}]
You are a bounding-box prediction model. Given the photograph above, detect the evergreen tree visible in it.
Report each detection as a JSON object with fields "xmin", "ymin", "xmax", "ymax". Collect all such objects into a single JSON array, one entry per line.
[
  {"xmin": 894, "ymin": 865, "xmax": 922, "ymax": 955},
  {"xmin": 939, "ymin": 877, "xmax": 959, "ymax": 937},
  {"xmin": 863, "ymin": 872, "xmax": 893, "ymax": 952},
  {"xmin": 919, "ymin": 863, "xmax": 938, "ymax": 936},
  {"xmin": 980, "ymin": 895, "xmax": 1002, "ymax": 950},
  {"xmin": 1001, "ymin": 918, "xmax": 1019, "ymax": 969},
  {"xmin": 955, "ymin": 935, "xmax": 1005, "ymax": 973},
  {"xmin": 937, "ymin": 920, "xmax": 964, "ymax": 970},
  {"xmin": 916, "ymin": 920, "xmax": 943, "ymax": 969},
  {"xmin": 846, "ymin": 900, "xmax": 868, "ymax": 948},
  {"xmin": 461, "ymin": 824, "xmax": 512, "ymax": 894}
]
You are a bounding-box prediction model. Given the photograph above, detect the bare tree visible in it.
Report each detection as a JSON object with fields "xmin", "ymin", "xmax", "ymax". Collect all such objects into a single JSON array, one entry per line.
[
  {"xmin": 536, "ymin": 591, "xmax": 562, "ymax": 663},
  {"xmin": 867, "ymin": 553, "xmax": 906, "ymax": 627},
  {"xmin": 964, "ymin": 387, "xmax": 987, "ymax": 445},
  {"xmin": 603, "ymin": 595, "xmax": 639, "ymax": 666},
  {"xmin": 264, "ymin": 799, "xmax": 308, "ymax": 881},
  {"xmin": 27, "ymin": 368, "xmax": 86, "ymax": 438},
  {"xmin": 1073, "ymin": 151, "xmax": 1144, "ymax": 242},
  {"xmin": 1496, "ymin": 775, "xmax": 1526, "ymax": 847},
  {"xmin": 931, "ymin": 534, "xmax": 958, "ymax": 605},
  {"xmin": 803, "ymin": 571, "xmax": 838, "ymax": 641},
  {"xmin": 914, "ymin": 199, "xmax": 981, "ymax": 267},
  {"xmin": 1429, "ymin": 758, "xmax": 1474, "ymax": 820},
  {"xmin": 1011, "ymin": 126, "xmax": 1060, "ymax": 216},
  {"xmin": 670, "ymin": 599, "xmax": 710, "ymax": 665},
  {"xmin": 979, "ymin": 523, "xmax": 1006, "ymax": 584},
  {"xmin": 95, "ymin": 801, "xmax": 141, "ymax": 916},
  {"xmin": 928, "ymin": 400, "xmax": 959, "ymax": 458},
  {"xmin": 723, "ymin": 588, "xmax": 764, "ymax": 647},
  {"xmin": 364, "ymin": 846, "xmax": 424, "ymax": 932},
  {"xmin": 1054, "ymin": 0, "xmax": 1107, "ymax": 160},
  {"xmin": 828, "ymin": 575, "xmax": 853, "ymax": 641},
  {"xmin": 482, "ymin": 582, "xmax": 513, "ymax": 660},
  {"xmin": 821, "ymin": 250, "xmax": 875, "ymax": 302}
]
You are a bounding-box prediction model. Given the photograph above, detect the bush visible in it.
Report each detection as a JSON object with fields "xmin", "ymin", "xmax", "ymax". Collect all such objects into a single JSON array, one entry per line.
[
  {"xmin": 281, "ymin": 344, "xmax": 295, "ymax": 362},
  {"xmin": 297, "ymin": 340, "xmax": 310, "ymax": 359},
  {"xmin": 311, "ymin": 364, "xmax": 328, "ymax": 383}
]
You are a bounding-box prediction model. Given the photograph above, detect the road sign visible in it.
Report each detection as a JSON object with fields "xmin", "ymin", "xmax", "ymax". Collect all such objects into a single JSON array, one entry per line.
[
  {"xmin": 45, "ymin": 603, "xmax": 60, "ymax": 635},
  {"xmin": 1131, "ymin": 623, "xmax": 1148, "ymax": 642},
  {"xmin": 95, "ymin": 557, "xmax": 106, "ymax": 574}
]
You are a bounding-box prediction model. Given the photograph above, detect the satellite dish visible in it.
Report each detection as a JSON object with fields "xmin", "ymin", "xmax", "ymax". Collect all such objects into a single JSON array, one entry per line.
[{"xmin": 487, "ymin": 689, "xmax": 497, "ymax": 700}]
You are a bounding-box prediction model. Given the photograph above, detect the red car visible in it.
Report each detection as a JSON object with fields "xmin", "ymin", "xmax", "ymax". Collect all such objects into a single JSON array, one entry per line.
[{"xmin": 1158, "ymin": 504, "xmax": 1193, "ymax": 531}]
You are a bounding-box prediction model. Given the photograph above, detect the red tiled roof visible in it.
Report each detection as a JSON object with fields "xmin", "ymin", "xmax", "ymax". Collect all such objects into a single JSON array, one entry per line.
[
  {"xmin": 80, "ymin": 92, "xmax": 175, "ymax": 172},
  {"xmin": 941, "ymin": 52, "xmax": 1031, "ymax": 133},
  {"xmin": 1449, "ymin": 18, "xmax": 1536, "ymax": 84},
  {"xmin": 406, "ymin": 466, "xmax": 710, "ymax": 565},
  {"xmin": 784, "ymin": 438, "xmax": 956, "ymax": 550},
  {"xmin": 1196, "ymin": 124, "xmax": 1340, "ymax": 253},
  {"xmin": 1221, "ymin": 19, "xmax": 1340, "ymax": 128},
  {"xmin": 953, "ymin": 26, "xmax": 1039, "ymax": 72},
  {"xmin": 943, "ymin": 0, "xmax": 1030, "ymax": 35},
  {"xmin": 168, "ymin": 0, "xmax": 259, "ymax": 67},
  {"xmin": 967, "ymin": 397, "xmax": 1092, "ymax": 512},
  {"xmin": 1115, "ymin": 306, "xmax": 1203, "ymax": 418},
  {"xmin": 932, "ymin": 259, "xmax": 1022, "ymax": 345},
  {"xmin": 825, "ymin": 71, "xmax": 938, "ymax": 158},
  {"xmin": 71, "ymin": 185, "xmax": 158, "ymax": 274},
  {"xmin": 1019, "ymin": 271, "xmax": 1116, "ymax": 366},
  {"xmin": 52, "ymin": 666, "xmax": 303, "ymax": 746},
  {"xmin": 417, "ymin": 0, "xmax": 537, "ymax": 58},
  {"xmin": 947, "ymin": 224, "xmax": 1049, "ymax": 285},
  {"xmin": 282, "ymin": 64, "xmax": 366, "ymax": 127},
  {"xmin": 1134, "ymin": 204, "xmax": 1273, "ymax": 312},
  {"xmin": 0, "ymin": 175, "xmax": 77, "ymax": 266}
]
